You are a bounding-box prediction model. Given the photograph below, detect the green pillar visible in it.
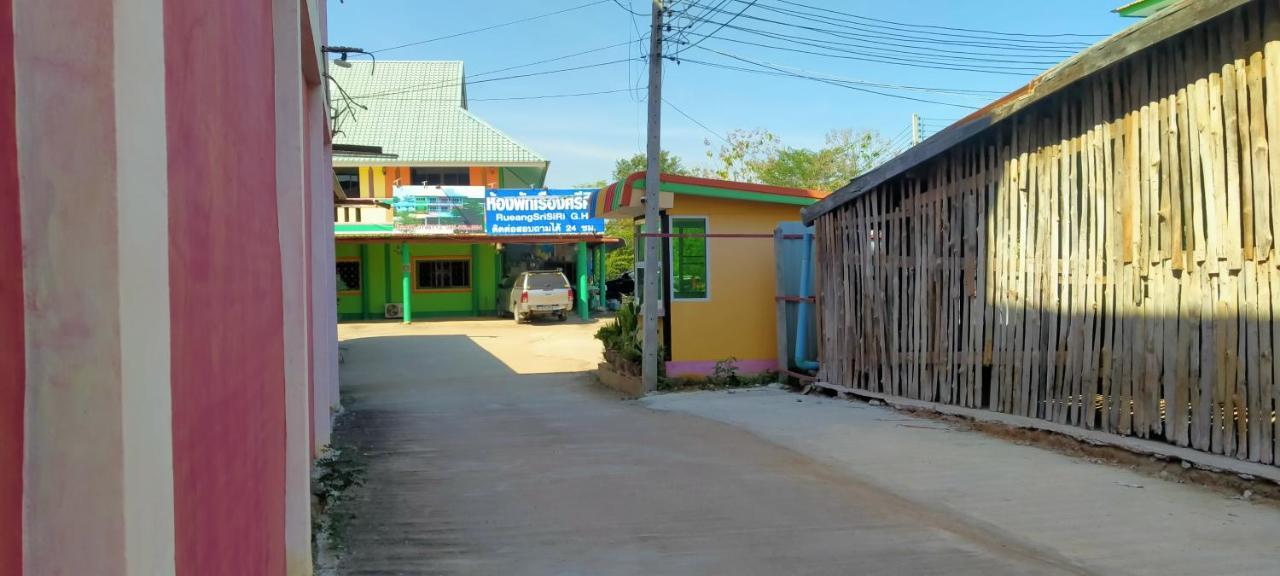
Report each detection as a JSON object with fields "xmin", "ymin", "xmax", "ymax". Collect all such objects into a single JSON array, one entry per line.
[
  {"xmin": 470, "ymin": 243, "xmax": 480, "ymax": 316},
  {"xmin": 401, "ymin": 241, "xmax": 412, "ymax": 324},
  {"xmin": 359, "ymin": 243, "xmax": 370, "ymax": 320},
  {"xmin": 595, "ymin": 244, "xmax": 607, "ymax": 310},
  {"xmin": 383, "ymin": 244, "xmax": 392, "ymax": 305},
  {"xmin": 576, "ymin": 241, "xmax": 590, "ymax": 320},
  {"xmin": 495, "ymin": 248, "xmax": 504, "ymax": 316}
]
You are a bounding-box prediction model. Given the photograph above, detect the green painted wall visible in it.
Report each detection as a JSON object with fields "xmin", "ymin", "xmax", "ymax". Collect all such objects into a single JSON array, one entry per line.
[
  {"xmin": 499, "ymin": 166, "xmax": 547, "ymax": 188},
  {"xmin": 336, "ymin": 241, "xmax": 499, "ymax": 321}
]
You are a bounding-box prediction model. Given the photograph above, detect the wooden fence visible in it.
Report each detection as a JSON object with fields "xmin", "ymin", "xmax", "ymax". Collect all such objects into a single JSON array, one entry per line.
[{"xmin": 811, "ymin": 0, "xmax": 1280, "ymax": 466}]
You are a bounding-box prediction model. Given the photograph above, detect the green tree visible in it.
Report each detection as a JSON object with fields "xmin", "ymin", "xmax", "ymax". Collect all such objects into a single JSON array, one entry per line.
[
  {"xmin": 611, "ymin": 150, "xmax": 688, "ymax": 182},
  {"xmin": 701, "ymin": 128, "xmax": 892, "ymax": 192},
  {"xmin": 604, "ymin": 219, "xmax": 635, "ymax": 279},
  {"xmin": 817, "ymin": 128, "xmax": 895, "ymax": 188},
  {"xmin": 752, "ymin": 147, "xmax": 831, "ymax": 191},
  {"xmin": 593, "ymin": 151, "xmax": 691, "ymax": 282},
  {"xmin": 702, "ymin": 128, "xmax": 779, "ymax": 182}
]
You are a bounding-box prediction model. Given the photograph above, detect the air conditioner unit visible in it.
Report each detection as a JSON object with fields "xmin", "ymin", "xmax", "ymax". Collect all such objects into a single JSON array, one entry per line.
[{"xmin": 384, "ymin": 303, "xmax": 403, "ymax": 319}]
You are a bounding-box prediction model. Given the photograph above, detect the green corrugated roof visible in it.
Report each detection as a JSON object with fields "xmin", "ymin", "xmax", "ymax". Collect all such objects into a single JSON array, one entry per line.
[
  {"xmin": 1114, "ymin": 0, "xmax": 1174, "ymax": 17},
  {"xmin": 328, "ymin": 61, "xmax": 546, "ymax": 167}
]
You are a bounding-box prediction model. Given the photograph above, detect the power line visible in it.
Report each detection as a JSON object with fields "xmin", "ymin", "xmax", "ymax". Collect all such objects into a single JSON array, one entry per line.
[
  {"xmin": 370, "ymin": 0, "xmax": 611, "ymax": 54},
  {"xmin": 683, "ymin": 26, "xmax": 1064, "ymax": 70},
  {"xmin": 609, "ymin": 0, "xmax": 646, "ymax": 16},
  {"xmin": 475, "ymin": 40, "xmax": 643, "ymax": 80},
  {"xmin": 675, "ymin": 49, "xmax": 1006, "ymax": 96},
  {"xmin": 678, "ymin": 2, "xmax": 1086, "ymax": 54},
  {"xmin": 679, "ymin": 0, "xmax": 758, "ymax": 55},
  {"xmin": 761, "ymin": 0, "xmax": 1110, "ymax": 39},
  {"xmin": 686, "ymin": 34, "xmax": 1044, "ymax": 76},
  {"xmin": 350, "ymin": 38, "xmax": 646, "ymax": 99},
  {"xmin": 741, "ymin": 0, "xmax": 1095, "ymax": 48},
  {"xmin": 356, "ymin": 58, "xmax": 639, "ymax": 100},
  {"xmin": 676, "ymin": 47, "xmax": 980, "ymax": 109},
  {"xmin": 679, "ymin": 12, "xmax": 1077, "ymax": 63},
  {"xmin": 367, "ymin": 88, "xmax": 636, "ymax": 103},
  {"xmin": 662, "ymin": 97, "xmax": 729, "ymax": 143}
]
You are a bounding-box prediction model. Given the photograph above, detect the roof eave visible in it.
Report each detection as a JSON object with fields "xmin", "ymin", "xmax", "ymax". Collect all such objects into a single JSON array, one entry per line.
[{"xmin": 331, "ymin": 158, "xmax": 549, "ymax": 169}]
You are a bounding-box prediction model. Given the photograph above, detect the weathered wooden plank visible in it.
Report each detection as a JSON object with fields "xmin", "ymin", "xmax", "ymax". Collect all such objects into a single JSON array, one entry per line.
[
  {"xmin": 1266, "ymin": 0, "xmax": 1280, "ymax": 271},
  {"xmin": 806, "ymin": 2, "xmax": 1280, "ymax": 468}
]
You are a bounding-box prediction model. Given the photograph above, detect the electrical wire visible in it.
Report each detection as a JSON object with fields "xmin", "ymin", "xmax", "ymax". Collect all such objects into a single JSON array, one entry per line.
[
  {"xmin": 353, "ymin": 38, "xmax": 640, "ymax": 99},
  {"xmin": 681, "ymin": 27, "xmax": 1063, "ymax": 71},
  {"xmin": 677, "ymin": 2, "xmax": 1085, "ymax": 54},
  {"xmin": 678, "ymin": 0, "xmax": 758, "ymax": 55},
  {"xmin": 676, "ymin": 47, "xmax": 979, "ymax": 109},
  {"xmin": 678, "ymin": 15, "xmax": 1075, "ymax": 64},
  {"xmin": 677, "ymin": 49, "xmax": 1005, "ymax": 96},
  {"xmin": 356, "ymin": 58, "xmax": 639, "ymax": 100},
  {"xmin": 663, "ymin": 97, "xmax": 730, "ymax": 143},
  {"xmin": 740, "ymin": 0, "xmax": 1095, "ymax": 48},
  {"xmin": 371, "ymin": 0, "xmax": 612, "ymax": 54},
  {"xmin": 685, "ymin": 35, "xmax": 1043, "ymax": 76},
  {"xmin": 610, "ymin": 0, "xmax": 646, "ymax": 16},
  {"xmin": 761, "ymin": 0, "xmax": 1110, "ymax": 39},
  {"xmin": 369, "ymin": 88, "xmax": 637, "ymax": 103}
]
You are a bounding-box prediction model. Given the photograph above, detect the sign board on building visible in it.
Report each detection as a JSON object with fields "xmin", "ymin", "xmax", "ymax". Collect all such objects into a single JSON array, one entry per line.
[
  {"xmin": 391, "ymin": 185, "xmax": 486, "ymax": 235},
  {"xmin": 484, "ymin": 189, "xmax": 605, "ymax": 236}
]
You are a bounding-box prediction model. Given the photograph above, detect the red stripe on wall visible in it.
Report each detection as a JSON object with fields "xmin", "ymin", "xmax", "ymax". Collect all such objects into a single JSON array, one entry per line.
[
  {"xmin": 0, "ymin": 1, "xmax": 24, "ymax": 573},
  {"xmin": 164, "ymin": 1, "xmax": 286, "ymax": 574}
]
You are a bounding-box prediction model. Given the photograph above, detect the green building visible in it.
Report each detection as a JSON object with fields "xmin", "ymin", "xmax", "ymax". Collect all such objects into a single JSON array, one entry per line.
[{"xmin": 329, "ymin": 61, "xmax": 612, "ymax": 321}]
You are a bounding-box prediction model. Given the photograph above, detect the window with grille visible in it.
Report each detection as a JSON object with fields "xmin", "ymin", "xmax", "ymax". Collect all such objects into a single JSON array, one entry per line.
[
  {"xmin": 336, "ymin": 260, "xmax": 361, "ymax": 293},
  {"xmin": 670, "ymin": 217, "xmax": 708, "ymax": 300},
  {"xmin": 416, "ymin": 259, "xmax": 470, "ymax": 290}
]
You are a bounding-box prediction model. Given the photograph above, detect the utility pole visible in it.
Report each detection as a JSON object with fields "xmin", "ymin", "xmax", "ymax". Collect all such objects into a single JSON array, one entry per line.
[
  {"xmin": 641, "ymin": 0, "xmax": 664, "ymax": 393},
  {"xmin": 911, "ymin": 113, "xmax": 922, "ymax": 146}
]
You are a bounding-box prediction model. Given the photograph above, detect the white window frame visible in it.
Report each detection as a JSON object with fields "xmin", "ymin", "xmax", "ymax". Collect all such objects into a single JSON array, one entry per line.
[
  {"xmin": 633, "ymin": 217, "xmax": 665, "ymax": 315},
  {"xmin": 668, "ymin": 215, "xmax": 711, "ymax": 302}
]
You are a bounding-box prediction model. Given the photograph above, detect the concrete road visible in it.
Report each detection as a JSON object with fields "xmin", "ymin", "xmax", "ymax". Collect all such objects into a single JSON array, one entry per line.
[
  {"xmin": 334, "ymin": 319, "xmax": 1087, "ymax": 575},
  {"xmin": 646, "ymin": 388, "xmax": 1280, "ymax": 576}
]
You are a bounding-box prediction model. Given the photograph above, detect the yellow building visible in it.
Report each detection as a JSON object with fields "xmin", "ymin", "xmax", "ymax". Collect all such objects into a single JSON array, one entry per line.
[{"xmin": 593, "ymin": 173, "xmax": 825, "ymax": 377}]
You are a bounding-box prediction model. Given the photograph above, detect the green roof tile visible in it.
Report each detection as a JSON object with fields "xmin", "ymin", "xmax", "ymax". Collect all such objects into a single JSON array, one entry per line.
[{"xmin": 328, "ymin": 61, "xmax": 545, "ymax": 166}]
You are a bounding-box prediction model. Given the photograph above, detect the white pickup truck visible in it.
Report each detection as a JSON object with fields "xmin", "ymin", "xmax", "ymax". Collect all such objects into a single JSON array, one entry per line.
[{"xmin": 499, "ymin": 270, "xmax": 574, "ymax": 323}]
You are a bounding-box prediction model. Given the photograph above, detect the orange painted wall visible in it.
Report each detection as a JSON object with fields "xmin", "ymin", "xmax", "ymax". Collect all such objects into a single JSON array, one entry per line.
[
  {"xmin": 666, "ymin": 195, "xmax": 806, "ymax": 365},
  {"xmin": 470, "ymin": 166, "xmax": 500, "ymax": 188},
  {"xmin": 382, "ymin": 166, "xmax": 408, "ymax": 197}
]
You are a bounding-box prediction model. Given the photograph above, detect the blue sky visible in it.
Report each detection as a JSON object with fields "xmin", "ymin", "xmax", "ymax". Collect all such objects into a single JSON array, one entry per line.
[{"xmin": 327, "ymin": 0, "xmax": 1133, "ymax": 187}]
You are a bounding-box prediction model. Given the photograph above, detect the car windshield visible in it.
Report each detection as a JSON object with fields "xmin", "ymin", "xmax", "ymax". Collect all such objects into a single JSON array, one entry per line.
[{"xmin": 525, "ymin": 273, "xmax": 568, "ymax": 290}]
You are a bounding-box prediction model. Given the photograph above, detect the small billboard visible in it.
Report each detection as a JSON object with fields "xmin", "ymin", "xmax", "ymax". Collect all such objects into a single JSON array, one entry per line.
[
  {"xmin": 391, "ymin": 185, "xmax": 486, "ymax": 235},
  {"xmin": 484, "ymin": 189, "xmax": 605, "ymax": 236}
]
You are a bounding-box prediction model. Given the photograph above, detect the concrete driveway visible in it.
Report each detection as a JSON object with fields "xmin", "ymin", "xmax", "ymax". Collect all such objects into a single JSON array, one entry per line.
[{"xmin": 333, "ymin": 318, "xmax": 1085, "ymax": 575}]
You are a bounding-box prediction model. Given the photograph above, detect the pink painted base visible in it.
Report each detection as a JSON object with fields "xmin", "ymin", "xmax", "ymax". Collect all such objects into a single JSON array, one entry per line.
[{"xmin": 665, "ymin": 359, "xmax": 777, "ymax": 378}]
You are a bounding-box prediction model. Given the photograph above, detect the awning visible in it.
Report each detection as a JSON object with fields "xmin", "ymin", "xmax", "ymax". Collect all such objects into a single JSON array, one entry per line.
[{"xmin": 590, "ymin": 172, "xmax": 825, "ymax": 219}]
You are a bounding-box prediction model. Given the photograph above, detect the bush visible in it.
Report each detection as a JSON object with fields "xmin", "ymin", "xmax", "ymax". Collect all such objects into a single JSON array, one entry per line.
[{"xmin": 595, "ymin": 299, "xmax": 642, "ymax": 364}]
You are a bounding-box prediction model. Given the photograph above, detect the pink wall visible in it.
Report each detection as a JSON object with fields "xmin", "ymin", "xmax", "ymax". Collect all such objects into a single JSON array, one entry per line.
[
  {"xmin": 0, "ymin": 1, "xmax": 22, "ymax": 574},
  {"xmin": 15, "ymin": 0, "xmax": 127, "ymax": 572},
  {"xmin": 164, "ymin": 0, "xmax": 286, "ymax": 573},
  {"xmin": 307, "ymin": 83, "xmax": 340, "ymax": 452},
  {"xmin": 4, "ymin": 1, "xmax": 332, "ymax": 572}
]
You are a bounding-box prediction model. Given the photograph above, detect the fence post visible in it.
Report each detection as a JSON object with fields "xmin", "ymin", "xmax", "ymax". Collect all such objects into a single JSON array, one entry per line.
[{"xmin": 774, "ymin": 228, "xmax": 789, "ymax": 375}]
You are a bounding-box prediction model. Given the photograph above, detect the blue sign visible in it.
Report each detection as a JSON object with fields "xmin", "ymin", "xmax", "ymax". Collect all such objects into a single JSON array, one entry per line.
[{"xmin": 484, "ymin": 189, "xmax": 605, "ymax": 236}]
